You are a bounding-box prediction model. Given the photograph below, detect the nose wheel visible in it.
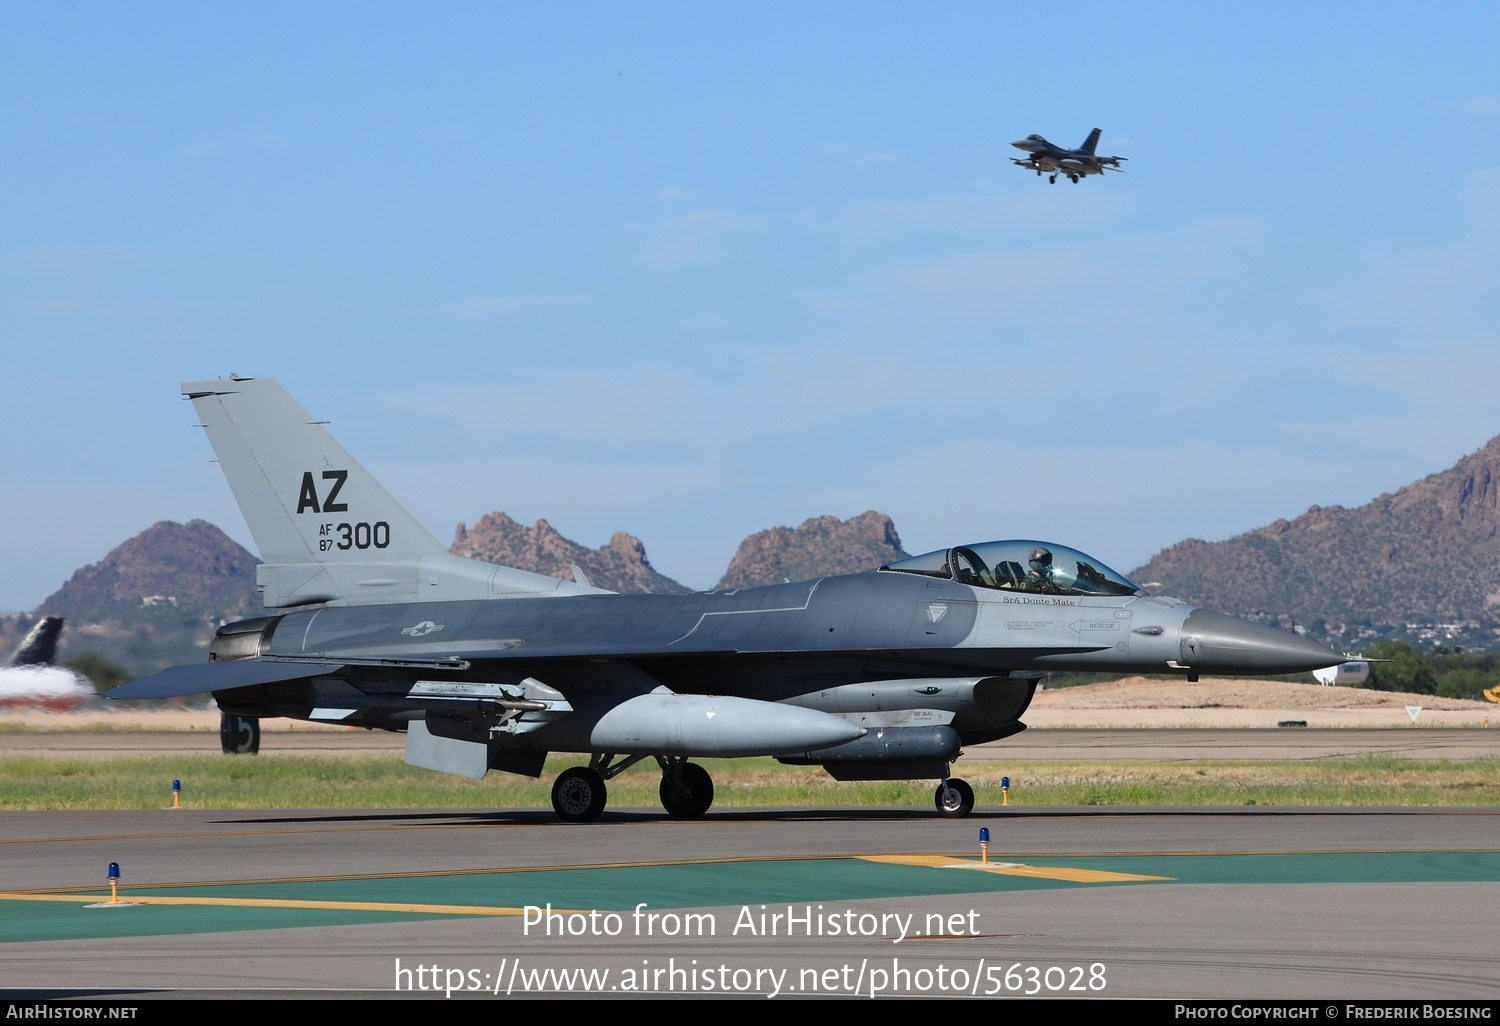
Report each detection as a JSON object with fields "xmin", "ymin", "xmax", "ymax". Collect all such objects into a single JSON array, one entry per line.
[{"xmin": 934, "ymin": 778, "xmax": 974, "ymax": 818}]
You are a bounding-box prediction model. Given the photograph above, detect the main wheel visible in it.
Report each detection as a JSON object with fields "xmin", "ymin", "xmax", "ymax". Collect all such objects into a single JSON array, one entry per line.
[
  {"xmin": 552, "ymin": 767, "xmax": 607, "ymax": 822},
  {"xmin": 220, "ymin": 713, "xmax": 260, "ymax": 755},
  {"xmin": 659, "ymin": 762, "xmax": 715, "ymax": 819},
  {"xmin": 934, "ymin": 778, "xmax": 975, "ymax": 818}
]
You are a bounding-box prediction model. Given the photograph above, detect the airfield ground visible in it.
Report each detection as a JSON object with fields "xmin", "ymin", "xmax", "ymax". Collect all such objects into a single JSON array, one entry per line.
[{"xmin": 5, "ymin": 678, "xmax": 1497, "ymax": 999}]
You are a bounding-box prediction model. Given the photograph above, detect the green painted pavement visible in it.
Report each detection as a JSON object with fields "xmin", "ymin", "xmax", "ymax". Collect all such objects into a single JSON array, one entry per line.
[{"xmin": 3, "ymin": 851, "xmax": 1497, "ymax": 944}]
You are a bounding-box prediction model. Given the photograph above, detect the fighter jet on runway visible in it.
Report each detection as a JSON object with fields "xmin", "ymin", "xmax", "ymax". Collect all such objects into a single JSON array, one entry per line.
[
  {"xmin": 1012, "ymin": 128, "xmax": 1126, "ymax": 183},
  {"xmin": 109, "ymin": 378, "xmax": 1341, "ymax": 821}
]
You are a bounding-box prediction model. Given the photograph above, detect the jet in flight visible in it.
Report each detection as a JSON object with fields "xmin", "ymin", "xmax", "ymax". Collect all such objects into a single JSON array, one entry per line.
[
  {"xmin": 1, "ymin": 617, "xmax": 94, "ymax": 711},
  {"xmin": 1011, "ymin": 128, "xmax": 1126, "ymax": 184},
  {"xmin": 109, "ymin": 378, "xmax": 1341, "ymax": 821}
]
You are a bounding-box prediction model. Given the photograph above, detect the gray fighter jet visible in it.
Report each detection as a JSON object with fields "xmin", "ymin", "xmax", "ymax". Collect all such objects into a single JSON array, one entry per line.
[
  {"xmin": 1011, "ymin": 127, "xmax": 1126, "ymax": 184},
  {"xmin": 108, "ymin": 378, "xmax": 1340, "ymax": 821}
]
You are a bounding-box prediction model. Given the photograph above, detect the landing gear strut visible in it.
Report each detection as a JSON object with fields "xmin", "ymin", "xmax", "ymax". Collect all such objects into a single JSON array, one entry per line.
[{"xmin": 657, "ymin": 757, "xmax": 714, "ymax": 819}]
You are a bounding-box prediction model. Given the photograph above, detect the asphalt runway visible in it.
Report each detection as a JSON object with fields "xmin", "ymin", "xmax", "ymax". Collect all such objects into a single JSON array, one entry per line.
[{"xmin": 3, "ymin": 806, "xmax": 1498, "ymax": 1000}]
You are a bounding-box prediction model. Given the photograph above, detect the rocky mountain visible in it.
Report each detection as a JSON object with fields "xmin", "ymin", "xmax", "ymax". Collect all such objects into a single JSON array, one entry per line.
[
  {"xmin": 13, "ymin": 508, "xmax": 904, "ymax": 676},
  {"xmin": 450, "ymin": 513, "xmax": 688, "ymax": 594},
  {"xmin": 1132, "ymin": 435, "xmax": 1500, "ymax": 627},
  {"xmin": 26, "ymin": 430, "xmax": 1500, "ymax": 673},
  {"xmin": 37, "ymin": 520, "xmax": 259, "ymax": 624},
  {"xmin": 27, "ymin": 520, "xmax": 261, "ymax": 676},
  {"xmin": 715, "ymin": 511, "xmax": 909, "ymax": 590}
]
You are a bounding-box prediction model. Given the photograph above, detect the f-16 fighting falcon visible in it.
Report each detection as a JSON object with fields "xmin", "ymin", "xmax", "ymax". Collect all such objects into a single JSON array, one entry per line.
[
  {"xmin": 109, "ymin": 378, "xmax": 1341, "ymax": 821},
  {"xmin": 1011, "ymin": 127, "xmax": 1126, "ymax": 183}
]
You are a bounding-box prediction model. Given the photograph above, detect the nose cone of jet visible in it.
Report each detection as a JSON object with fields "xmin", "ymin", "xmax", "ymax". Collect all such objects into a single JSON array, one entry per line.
[
  {"xmin": 1011, "ymin": 138, "xmax": 1038, "ymax": 150},
  {"xmin": 1179, "ymin": 610, "xmax": 1343, "ymax": 675}
]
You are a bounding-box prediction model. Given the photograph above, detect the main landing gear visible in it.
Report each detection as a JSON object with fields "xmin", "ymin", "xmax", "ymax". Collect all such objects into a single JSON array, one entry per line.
[
  {"xmin": 549, "ymin": 754, "xmax": 717, "ymax": 822},
  {"xmin": 658, "ymin": 757, "xmax": 714, "ymax": 818},
  {"xmin": 219, "ymin": 713, "xmax": 260, "ymax": 755},
  {"xmin": 551, "ymin": 766, "xmax": 607, "ymax": 822},
  {"xmin": 548, "ymin": 755, "xmax": 973, "ymax": 821},
  {"xmin": 934, "ymin": 776, "xmax": 975, "ymax": 818}
]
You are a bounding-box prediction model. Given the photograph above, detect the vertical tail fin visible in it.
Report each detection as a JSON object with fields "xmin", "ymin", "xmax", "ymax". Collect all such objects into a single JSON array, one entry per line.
[
  {"xmin": 10, "ymin": 616, "xmax": 63, "ymax": 666},
  {"xmin": 1078, "ymin": 128, "xmax": 1102, "ymax": 155},
  {"xmin": 182, "ymin": 377, "xmax": 598, "ymax": 607},
  {"xmin": 184, "ymin": 377, "xmax": 445, "ymax": 567}
]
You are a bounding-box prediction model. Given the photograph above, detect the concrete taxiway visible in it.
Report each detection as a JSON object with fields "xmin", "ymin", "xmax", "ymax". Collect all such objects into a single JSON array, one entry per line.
[{"xmin": 2, "ymin": 806, "xmax": 1497, "ymax": 1000}]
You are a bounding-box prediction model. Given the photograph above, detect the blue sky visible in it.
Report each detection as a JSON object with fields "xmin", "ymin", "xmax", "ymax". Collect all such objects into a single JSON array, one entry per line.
[{"xmin": 3, "ymin": 2, "xmax": 1499, "ymax": 609}]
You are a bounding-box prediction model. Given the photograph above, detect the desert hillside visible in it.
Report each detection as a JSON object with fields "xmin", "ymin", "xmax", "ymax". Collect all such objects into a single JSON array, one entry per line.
[{"xmin": 1035, "ymin": 677, "xmax": 1487, "ymax": 710}]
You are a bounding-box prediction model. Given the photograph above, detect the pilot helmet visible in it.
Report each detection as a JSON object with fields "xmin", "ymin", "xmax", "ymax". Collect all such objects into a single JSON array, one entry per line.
[{"xmin": 1028, "ymin": 547, "xmax": 1053, "ymax": 569}]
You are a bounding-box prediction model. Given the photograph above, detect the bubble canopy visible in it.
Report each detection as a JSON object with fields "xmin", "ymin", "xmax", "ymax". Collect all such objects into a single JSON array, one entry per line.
[{"xmin": 880, "ymin": 540, "xmax": 1143, "ymax": 597}]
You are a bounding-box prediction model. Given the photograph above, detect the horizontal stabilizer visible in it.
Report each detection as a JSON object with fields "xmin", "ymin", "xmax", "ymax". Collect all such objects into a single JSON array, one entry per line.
[{"xmin": 106, "ymin": 659, "xmax": 337, "ymax": 700}]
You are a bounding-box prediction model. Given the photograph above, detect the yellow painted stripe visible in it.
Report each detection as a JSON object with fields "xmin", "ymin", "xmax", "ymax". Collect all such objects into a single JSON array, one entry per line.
[
  {"xmin": 0, "ymin": 892, "xmax": 544, "ymax": 916},
  {"xmin": 858, "ymin": 854, "xmax": 1170, "ymax": 883},
  {"xmin": 863, "ymin": 854, "xmax": 994, "ymax": 869}
]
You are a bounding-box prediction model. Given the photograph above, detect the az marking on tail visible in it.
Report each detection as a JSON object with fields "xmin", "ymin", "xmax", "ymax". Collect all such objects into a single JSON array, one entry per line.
[{"xmin": 296, "ymin": 470, "xmax": 348, "ymax": 514}]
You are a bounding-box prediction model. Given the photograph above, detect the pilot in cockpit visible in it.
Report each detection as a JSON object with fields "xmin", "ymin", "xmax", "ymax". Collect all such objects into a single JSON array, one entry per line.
[{"xmin": 1024, "ymin": 546, "xmax": 1061, "ymax": 593}]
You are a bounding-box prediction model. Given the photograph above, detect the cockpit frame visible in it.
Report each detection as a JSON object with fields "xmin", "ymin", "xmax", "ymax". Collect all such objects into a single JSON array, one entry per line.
[{"xmin": 880, "ymin": 540, "xmax": 1142, "ymax": 598}]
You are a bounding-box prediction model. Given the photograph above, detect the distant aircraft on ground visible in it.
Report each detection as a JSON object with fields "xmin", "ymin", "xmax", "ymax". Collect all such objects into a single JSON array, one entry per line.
[
  {"xmin": 1312, "ymin": 661, "xmax": 1370, "ymax": 686},
  {"xmin": 109, "ymin": 377, "xmax": 1342, "ymax": 821},
  {"xmin": 1, "ymin": 617, "xmax": 95, "ymax": 711},
  {"xmin": 1011, "ymin": 128, "xmax": 1126, "ymax": 183}
]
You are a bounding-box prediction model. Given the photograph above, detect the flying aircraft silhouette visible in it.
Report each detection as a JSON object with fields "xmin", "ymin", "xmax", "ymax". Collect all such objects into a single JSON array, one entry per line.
[{"xmin": 1011, "ymin": 128, "xmax": 1126, "ymax": 183}]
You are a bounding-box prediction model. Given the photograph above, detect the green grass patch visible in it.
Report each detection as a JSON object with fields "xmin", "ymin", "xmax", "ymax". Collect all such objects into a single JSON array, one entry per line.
[{"xmin": 0, "ymin": 754, "xmax": 1496, "ymax": 810}]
